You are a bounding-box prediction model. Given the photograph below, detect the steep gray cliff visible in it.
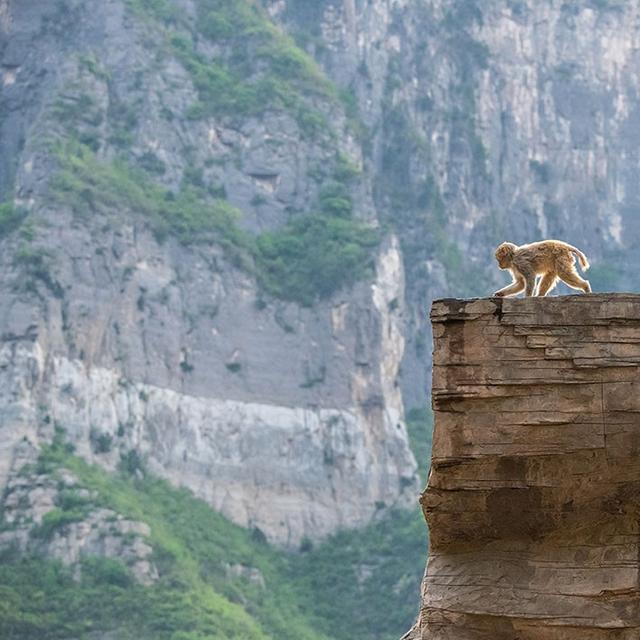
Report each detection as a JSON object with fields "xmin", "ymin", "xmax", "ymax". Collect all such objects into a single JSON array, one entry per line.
[{"xmin": 0, "ymin": 0, "xmax": 418, "ymax": 550}]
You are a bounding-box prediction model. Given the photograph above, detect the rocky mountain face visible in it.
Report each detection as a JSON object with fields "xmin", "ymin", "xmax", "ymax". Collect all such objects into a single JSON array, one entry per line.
[
  {"xmin": 0, "ymin": 0, "xmax": 419, "ymax": 556},
  {"xmin": 1, "ymin": 442, "xmax": 158, "ymax": 585},
  {"xmin": 272, "ymin": 0, "xmax": 640, "ymax": 406},
  {"xmin": 413, "ymin": 294, "xmax": 640, "ymax": 639},
  {"xmin": 1, "ymin": 0, "xmax": 639, "ymax": 611}
]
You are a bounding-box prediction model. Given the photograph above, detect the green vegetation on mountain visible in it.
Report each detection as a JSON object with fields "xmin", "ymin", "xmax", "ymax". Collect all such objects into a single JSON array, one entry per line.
[
  {"xmin": 255, "ymin": 165, "xmax": 379, "ymax": 305},
  {"xmin": 255, "ymin": 209, "xmax": 378, "ymax": 306},
  {"xmin": 34, "ymin": 0, "xmax": 380, "ymax": 307},
  {"xmin": 51, "ymin": 141, "xmax": 250, "ymax": 255},
  {"xmin": 0, "ymin": 552, "xmax": 272, "ymax": 640},
  {"xmin": 128, "ymin": 0, "xmax": 334, "ymax": 134},
  {"xmin": 0, "ymin": 201, "xmax": 27, "ymax": 236},
  {"xmin": 50, "ymin": 141, "xmax": 377, "ymax": 306},
  {"xmin": 0, "ymin": 434, "xmax": 426, "ymax": 640},
  {"xmin": 290, "ymin": 508, "xmax": 426, "ymax": 640}
]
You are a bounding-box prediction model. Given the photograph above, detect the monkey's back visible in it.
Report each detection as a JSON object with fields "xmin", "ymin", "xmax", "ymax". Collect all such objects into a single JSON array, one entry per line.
[{"xmin": 513, "ymin": 240, "xmax": 577, "ymax": 274}]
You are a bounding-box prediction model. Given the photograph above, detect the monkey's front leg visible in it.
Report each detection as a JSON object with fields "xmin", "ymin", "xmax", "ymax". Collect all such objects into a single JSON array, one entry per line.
[{"xmin": 494, "ymin": 276, "xmax": 525, "ymax": 297}]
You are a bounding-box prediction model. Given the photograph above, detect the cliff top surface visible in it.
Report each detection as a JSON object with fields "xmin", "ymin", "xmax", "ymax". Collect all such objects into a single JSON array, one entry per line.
[
  {"xmin": 432, "ymin": 292, "xmax": 640, "ymax": 327},
  {"xmin": 433, "ymin": 292, "xmax": 640, "ymax": 306}
]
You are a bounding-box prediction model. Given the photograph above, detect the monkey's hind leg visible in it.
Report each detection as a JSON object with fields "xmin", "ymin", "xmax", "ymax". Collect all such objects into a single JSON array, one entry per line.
[
  {"xmin": 536, "ymin": 273, "xmax": 559, "ymax": 297},
  {"xmin": 558, "ymin": 267, "xmax": 591, "ymax": 294},
  {"xmin": 523, "ymin": 272, "xmax": 537, "ymax": 297}
]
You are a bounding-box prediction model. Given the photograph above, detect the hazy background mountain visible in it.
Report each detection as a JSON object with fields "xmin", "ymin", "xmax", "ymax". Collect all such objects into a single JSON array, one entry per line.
[{"xmin": 0, "ymin": 0, "xmax": 636, "ymax": 638}]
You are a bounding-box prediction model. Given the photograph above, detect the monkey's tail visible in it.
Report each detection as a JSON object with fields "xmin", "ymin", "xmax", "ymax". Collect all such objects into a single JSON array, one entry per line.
[{"xmin": 569, "ymin": 246, "xmax": 590, "ymax": 271}]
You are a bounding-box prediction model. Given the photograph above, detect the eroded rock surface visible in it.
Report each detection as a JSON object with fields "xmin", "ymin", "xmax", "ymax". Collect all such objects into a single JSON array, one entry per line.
[
  {"xmin": 0, "ymin": 0, "xmax": 420, "ymax": 548},
  {"xmin": 413, "ymin": 293, "xmax": 640, "ymax": 639},
  {"xmin": 0, "ymin": 442, "xmax": 157, "ymax": 585}
]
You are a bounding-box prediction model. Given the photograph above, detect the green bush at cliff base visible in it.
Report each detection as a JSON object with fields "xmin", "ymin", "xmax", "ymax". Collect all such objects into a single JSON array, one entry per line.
[
  {"xmin": 0, "ymin": 553, "xmax": 270, "ymax": 640},
  {"xmin": 8, "ymin": 442, "xmax": 325, "ymax": 640},
  {"xmin": 289, "ymin": 508, "xmax": 426, "ymax": 640},
  {"xmin": 0, "ymin": 440, "xmax": 426, "ymax": 640}
]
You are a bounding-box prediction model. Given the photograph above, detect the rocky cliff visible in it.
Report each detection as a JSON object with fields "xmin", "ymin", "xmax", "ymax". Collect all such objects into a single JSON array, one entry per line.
[
  {"xmin": 0, "ymin": 0, "xmax": 420, "ymax": 551},
  {"xmin": 411, "ymin": 293, "xmax": 640, "ymax": 639},
  {"xmin": 264, "ymin": 0, "xmax": 640, "ymax": 408}
]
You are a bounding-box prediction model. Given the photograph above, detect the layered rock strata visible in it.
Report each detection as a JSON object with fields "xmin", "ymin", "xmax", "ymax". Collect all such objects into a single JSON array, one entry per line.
[
  {"xmin": 0, "ymin": 0, "xmax": 420, "ymax": 549},
  {"xmin": 413, "ymin": 293, "xmax": 640, "ymax": 639}
]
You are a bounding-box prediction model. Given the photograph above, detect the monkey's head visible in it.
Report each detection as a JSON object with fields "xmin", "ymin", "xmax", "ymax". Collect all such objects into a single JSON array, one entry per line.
[{"xmin": 494, "ymin": 242, "xmax": 517, "ymax": 269}]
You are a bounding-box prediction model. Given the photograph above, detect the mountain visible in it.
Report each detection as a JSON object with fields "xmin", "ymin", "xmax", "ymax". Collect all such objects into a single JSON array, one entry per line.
[
  {"xmin": 0, "ymin": 0, "xmax": 420, "ymax": 550},
  {"xmin": 0, "ymin": 0, "xmax": 638, "ymax": 638}
]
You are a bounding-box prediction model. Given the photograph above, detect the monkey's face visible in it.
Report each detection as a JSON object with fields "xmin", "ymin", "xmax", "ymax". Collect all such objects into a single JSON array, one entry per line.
[{"xmin": 495, "ymin": 243, "xmax": 516, "ymax": 269}]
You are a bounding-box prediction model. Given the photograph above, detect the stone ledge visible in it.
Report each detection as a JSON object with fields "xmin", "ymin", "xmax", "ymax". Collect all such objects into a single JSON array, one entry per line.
[{"xmin": 414, "ymin": 293, "xmax": 640, "ymax": 639}]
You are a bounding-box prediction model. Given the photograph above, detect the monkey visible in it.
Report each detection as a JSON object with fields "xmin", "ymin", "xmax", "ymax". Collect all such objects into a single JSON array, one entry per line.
[{"xmin": 493, "ymin": 240, "xmax": 591, "ymax": 297}]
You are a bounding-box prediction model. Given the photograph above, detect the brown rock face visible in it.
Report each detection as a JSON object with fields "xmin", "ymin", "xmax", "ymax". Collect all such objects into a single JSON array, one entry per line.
[{"xmin": 414, "ymin": 294, "xmax": 640, "ymax": 639}]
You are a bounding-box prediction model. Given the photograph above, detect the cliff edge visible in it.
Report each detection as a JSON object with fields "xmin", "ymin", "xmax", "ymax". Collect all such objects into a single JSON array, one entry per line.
[{"xmin": 412, "ymin": 293, "xmax": 640, "ymax": 639}]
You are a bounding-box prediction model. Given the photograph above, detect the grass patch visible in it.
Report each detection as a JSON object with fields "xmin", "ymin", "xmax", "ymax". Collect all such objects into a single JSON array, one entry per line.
[
  {"xmin": 256, "ymin": 213, "xmax": 378, "ymax": 306},
  {"xmin": 255, "ymin": 167, "xmax": 379, "ymax": 306},
  {"xmin": 30, "ymin": 507, "xmax": 89, "ymax": 540},
  {"xmin": 51, "ymin": 141, "xmax": 251, "ymax": 261}
]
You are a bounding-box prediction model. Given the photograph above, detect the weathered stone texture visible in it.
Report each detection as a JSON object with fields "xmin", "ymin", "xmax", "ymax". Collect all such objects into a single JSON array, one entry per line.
[{"xmin": 416, "ymin": 293, "xmax": 640, "ymax": 639}]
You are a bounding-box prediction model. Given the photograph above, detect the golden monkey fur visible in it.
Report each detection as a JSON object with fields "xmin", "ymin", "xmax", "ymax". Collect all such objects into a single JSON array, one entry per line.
[{"xmin": 494, "ymin": 240, "xmax": 591, "ymax": 297}]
